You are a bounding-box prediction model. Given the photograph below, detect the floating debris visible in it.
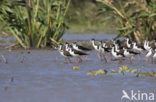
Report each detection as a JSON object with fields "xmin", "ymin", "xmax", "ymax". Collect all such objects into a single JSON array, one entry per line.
[
  {"xmin": 87, "ymin": 69, "xmax": 107, "ymax": 76},
  {"xmin": 72, "ymin": 66, "xmax": 80, "ymax": 70},
  {"xmin": 118, "ymin": 65, "xmax": 137, "ymax": 74},
  {"xmin": 139, "ymin": 70, "xmax": 156, "ymax": 77},
  {"xmin": 110, "ymin": 68, "xmax": 117, "ymax": 73},
  {"xmin": 129, "ymin": 69, "xmax": 137, "ymax": 74}
]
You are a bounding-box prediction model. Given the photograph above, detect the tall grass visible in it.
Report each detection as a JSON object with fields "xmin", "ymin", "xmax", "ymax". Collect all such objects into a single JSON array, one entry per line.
[
  {"xmin": 0, "ymin": 0, "xmax": 70, "ymax": 48},
  {"xmin": 97, "ymin": 0, "xmax": 156, "ymax": 43}
]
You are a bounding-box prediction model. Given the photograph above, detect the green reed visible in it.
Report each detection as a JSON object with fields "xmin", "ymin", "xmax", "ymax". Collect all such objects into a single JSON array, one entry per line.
[
  {"xmin": 0, "ymin": 0, "xmax": 70, "ymax": 48},
  {"xmin": 97, "ymin": 0, "xmax": 156, "ymax": 43}
]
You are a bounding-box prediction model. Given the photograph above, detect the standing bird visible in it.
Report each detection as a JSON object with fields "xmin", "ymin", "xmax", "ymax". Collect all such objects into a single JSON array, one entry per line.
[
  {"xmin": 99, "ymin": 41, "xmax": 109, "ymax": 63},
  {"xmin": 145, "ymin": 48, "xmax": 153, "ymax": 63},
  {"xmin": 132, "ymin": 42, "xmax": 145, "ymax": 52},
  {"xmin": 72, "ymin": 42, "xmax": 91, "ymax": 52},
  {"xmin": 68, "ymin": 47, "xmax": 88, "ymax": 63},
  {"xmin": 125, "ymin": 38, "xmax": 132, "ymax": 48},
  {"xmin": 57, "ymin": 44, "xmax": 72, "ymax": 64},
  {"xmin": 153, "ymin": 49, "xmax": 156, "ymax": 62},
  {"xmin": 72, "ymin": 42, "xmax": 91, "ymax": 61},
  {"xmin": 91, "ymin": 39, "xmax": 102, "ymax": 61},
  {"xmin": 123, "ymin": 48, "xmax": 139, "ymax": 64},
  {"xmin": 144, "ymin": 40, "xmax": 151, "ymax": 51},
  {"xmin": 111, "ymin": 46, "xmax": 125, "ymax": 64},
  {"xmin": 132, "ymin": 42, "xmax": 145, "ymax": 62}
]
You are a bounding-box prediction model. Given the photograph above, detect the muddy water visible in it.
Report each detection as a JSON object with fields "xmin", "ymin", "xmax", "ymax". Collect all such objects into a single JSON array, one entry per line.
[{"xmin": 0, "ymin": 34, "xmax": 156, "ymax": 102}]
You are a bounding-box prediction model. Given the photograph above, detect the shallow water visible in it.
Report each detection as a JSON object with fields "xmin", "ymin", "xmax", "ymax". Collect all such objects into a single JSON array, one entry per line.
[
  {"xmin": 62, "ymin": 33, "xmax": 116, "ymax": 40},
  {"xmin": 0, "ymin": 34, "xmax": 156, "ymax": 102},
  {"xmin": 0, "ymin": 49, "xmax": 156, "ymax": 102},
  {"xmin": 0, "ymin": 35, "xmax": 16, "ymax": 46}
]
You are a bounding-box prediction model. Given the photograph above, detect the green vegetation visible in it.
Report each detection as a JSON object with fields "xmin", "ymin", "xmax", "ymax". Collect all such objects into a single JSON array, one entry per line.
[
  {"xmin": 66, "ymin": 0, "xmax": 117, "ymax": 33},
  {"xmin": 72, "ymin": 66, "xmax": 80, "ymax": 70},
  {"xmin": 86, "ymin": 65, "xmax": 156, "ymax": 77},
  {"xmin": 139, "ymin": 70, "xmax": 156, "ymax": 77},
  {"xmin": 87, "ymin": 69, "xmax": 108, "ymax": 76},
  {"xmin": 118, "ymin": 65, "xmax": 137, "ymax": 74},
  {"xmin": 0, "ymin": 0, "xmax": 156, "ymax": 48},
  {"xmin": 0, "ymin": 0, "xmax": 70, "ymax": 48},
  {"xmin": 97, "ymin": 0, "xmax": 156, "ymax": 43}
]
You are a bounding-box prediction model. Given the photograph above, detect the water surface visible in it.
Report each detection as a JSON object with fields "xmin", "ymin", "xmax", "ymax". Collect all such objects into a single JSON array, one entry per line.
[
  {"xmin": 0, "ymin": 34, "xmax": 156, "ymax": 102},
  {"xmin": 0, "ymin": 49, "xmax": 156, "ymax": 102}
]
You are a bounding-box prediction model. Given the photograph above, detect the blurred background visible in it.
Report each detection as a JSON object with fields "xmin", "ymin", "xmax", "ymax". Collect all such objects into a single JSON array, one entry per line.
[{"xmin": 66, "ymin": 0, "xmax": 117, "ymax": 34}]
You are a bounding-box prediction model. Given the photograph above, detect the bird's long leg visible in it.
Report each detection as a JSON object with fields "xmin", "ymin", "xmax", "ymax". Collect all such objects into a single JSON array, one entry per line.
[
  {"xmin": 138, "ymin": 54, "xmax": 141, "ymax": 63},
  {"xmin": 67, "ymin": 58, "xmax": 72, "ymax": 64},
  {"xmin": 146, "ymin": 57, "xmax": 149, "ymax": 64},
  {"xmin": 96, "ymin": 52, "xmax": 102, "ymax": 62},
  {"xmin": 131, "ymin": 56, "xmax": 136, "ymax": 64},
  {"xmin": 83, "ymin": 55, "xmax": 88, "ymax": 62},
  {"xmin": 134, "ymin": 57, "xmax": 138, "ymax": 65},
  {"xmin": 152, "ymin": 57, "xmax": 154, "ymax": 64},
  {"xmin": 110, "ymin": 53, "xmax": 113, "ymax": 62},
  {"xmin": 77, "ymin": 56, "xmax": 82, "ymax": 63},
  {"xmin": 103, "ymin": 54, "xmax": 108, "ymax": 63},
  {"xmin": 129, "ymin": 57, "xmax": 132, "ymax": 64},
  {"xmin": 118, "ymin": 59, "xmax": 121, "ymax": 64},
  {"xmin": 65, "ymin": 58, "xmax": 71, "ymax": 64}
]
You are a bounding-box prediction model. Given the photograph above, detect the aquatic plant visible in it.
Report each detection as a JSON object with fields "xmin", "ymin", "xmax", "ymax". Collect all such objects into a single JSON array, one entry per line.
[
  {"xmin": 72, "ymin": 66, "xmax": 80, "ymax": 70},
  {"xmin": 0, "ymin": 0, "xmax": 70, "ymax": 48},
  {"xmin": 87, "ymin": 69, "xmax": 108, "ymax": 76},
  {"xmin": 97, "ymin": 0, "xmax": 156, "ymax": 43},
  {"xmin": 118, "ymin": 65, "xmax": 137, "ymax": 74},
  {"xmin": 139, "ymin": 70, "xmax": 156, "ymax": 77},
  {"xmin": 110, "ymin": 68, "xmax": 117, "ymax": 73}
]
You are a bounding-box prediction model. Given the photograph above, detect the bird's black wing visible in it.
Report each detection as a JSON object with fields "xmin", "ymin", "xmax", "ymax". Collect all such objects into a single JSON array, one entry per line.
[{"xmin": 78, "ymin": 45, "xmax": 91, "ymax": 51}]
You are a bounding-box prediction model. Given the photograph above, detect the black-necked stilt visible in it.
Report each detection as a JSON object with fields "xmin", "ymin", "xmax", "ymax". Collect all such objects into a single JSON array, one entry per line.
[
  {"xmin": 125, "ymin": 38, "xmax": 132, "ymax": 48},
  {"xmin": 91, "ymin": 39, "xmax": 102, "ymax": 61},
  {"xmin": 145, "ymin": 48, "xmax": 153, "ymax": 63},
  {"xmin": 153, "ymin": 49, "xmax": 156, "ymax": 60},
  {"xmin": 102, "ymin": 41, "xmax": 111, "ymax": 52},
  {"xmin": 91, "ymin": 39, "xmax": 100, "ymax": 52},
  {"xmin": 68, "ymin": 47, "xmax": 88, "ymax": 63},
  {"xmin": 72, "ymin": 42, "xmax": 91, "ymax": 61},
  {"xmin": 132, "ymin": 42, "xmax": 145, "ymax": 52},
  {"xmin": 57, "ymin": 44, "xmax": 72, "ymax": 63},
  {"xmin": 72, "ymin": 42, "xmax": 91, "ymax": 52},
  {"xmin": 144, "ymin": 40, "xmax": 151, "ymax": 51},
  {"xmin": 113, "ymin": 39, "xmax": 123, "ymax": 53},
  {"xmin": 111, "ymin": 46, "xmax": 125, "ymax": 63},
  {"xmin": 132, "ymin": 42, "xmax": 145, "ymax": 62},
  {"xmin": 99, "ymin": 41, "xmax": 108, "ymax": 63},
  {"xmin": 123, "ymin": 47, "xmax": 139, "ymax": 63},
  {"xmin": 64, "ymin": 42, "xmax": 70, "ymax": 51}
]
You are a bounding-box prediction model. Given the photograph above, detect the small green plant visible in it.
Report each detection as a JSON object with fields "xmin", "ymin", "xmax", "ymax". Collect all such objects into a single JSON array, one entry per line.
[
  {"xmin": 0, "ymin": 0, "xmax": 71, "ymax": 48},
  {"xmin": 118, "ymin": 65, "xmax": 137, "ymax": 74},
  {"xmin": 72, "ymin": 66, "xmax": 80, "ymax": 70},
  {"xmin": 139, "ymin": 70, "xmax": 156, "ymax": 77},
  {"xmin": 87, "ymin": 69, "xmax": 107, "ymax": 76},
  {"xmin": 110, "ymin": 68, "xmax": 117, "ymax": 73}
]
